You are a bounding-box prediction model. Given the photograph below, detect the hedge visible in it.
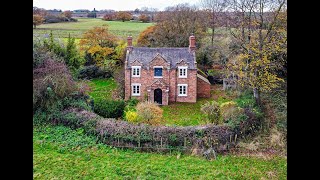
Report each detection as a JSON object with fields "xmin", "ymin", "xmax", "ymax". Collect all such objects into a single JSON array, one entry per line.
[{"xmin": 58, "ymin": 108, "xmax": 236, "ymax": 154}]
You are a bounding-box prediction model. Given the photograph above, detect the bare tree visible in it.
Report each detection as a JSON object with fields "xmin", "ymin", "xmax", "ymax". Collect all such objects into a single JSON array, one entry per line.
[
  {"xmin": 150, "ymin": 3, "xmax": 207, "ymax": 47},
  {"xmin": 201, "ymin": 0, "xmax": 228, "ymax": 47}
]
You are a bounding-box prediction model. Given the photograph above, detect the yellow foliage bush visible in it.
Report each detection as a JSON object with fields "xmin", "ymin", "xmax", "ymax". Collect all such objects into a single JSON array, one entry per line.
[
  {"xmin": 136, "ymin": 101, "xmax": 163, "ymax": 125},
  {"xmin": 125, "ymin": 110, "xmax": 138, "ymax": 123}
]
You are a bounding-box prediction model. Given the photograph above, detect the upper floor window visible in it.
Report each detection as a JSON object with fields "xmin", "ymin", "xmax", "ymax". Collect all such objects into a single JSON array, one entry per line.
[
  {"xmin": 154, "ymin": 66, "xmax": 163, "ymax": 78},
  {"xmin": 132, "ymin": 66, "xmax": 141, "ymax": 77},
  {"xmin": 178, "ymin": 84, "xmax": 187, "ymax": 96},
  {"xmin": 132, "ymin": 83, "xmax": 141, "ymax": 96},
  {"xmin": 178, "ymin": 66, "xmax": 188, "ymax": 78}
]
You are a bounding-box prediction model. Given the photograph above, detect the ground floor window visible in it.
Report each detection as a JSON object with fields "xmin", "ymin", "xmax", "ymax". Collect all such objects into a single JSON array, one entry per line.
[
  {"xmin": 178, "ymin": 84, "xmax": 187, "ymax": 96},
  {"xmin": 132, "ymin": 84, "xmax": 141, "ymax": 96}
]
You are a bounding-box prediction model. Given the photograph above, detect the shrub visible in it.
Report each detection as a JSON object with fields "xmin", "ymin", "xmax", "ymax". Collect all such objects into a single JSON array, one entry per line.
[
  {"xmin": 201, "ymin": 101, "xmax": 222, "ymax": 125},
  {"xmin": 33, "ymin": 59, "xmax": 78, "ymax": 111},
  {"xmin": 136, "ymin": 101, "xmax": 163, "ymax": 125},
  {"xmin": 125, "ymin": 98, "xmax": 139, "ymax": 111},
  {"xmin": 61, "ymin": 97, "xmax": 92, "ymax": 111},
  {"xmin": 125, "ymin": 110, "xmax": 138, "ymax": 123},
  {"xmin": 56, "ymin": 108, "xmax": 101, "ymax": 130},
  {"xmin": 220, "ymin": 101, "xmax": 244, "ymax": 122},
  {"xmin": 78, "ymin": 65, "xmax": 112, "ymax": 79},
  {"xmin": 94, "ymin": 99, "xmax": 125, "ymax": 118}
]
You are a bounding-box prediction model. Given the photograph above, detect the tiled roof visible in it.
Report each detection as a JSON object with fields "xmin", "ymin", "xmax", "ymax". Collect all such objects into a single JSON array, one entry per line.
[{"xmin": 126, "ymin": 47, "xmax": 196, "ymax": 69}]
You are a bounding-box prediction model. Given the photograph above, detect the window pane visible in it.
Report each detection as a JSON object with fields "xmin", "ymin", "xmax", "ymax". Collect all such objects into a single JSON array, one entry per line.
[
  {"xmin": 183, "ymin": 86, "xmax": 186, "ymax": 94},
  {"xmin": 137, "ymin": 68, "xmax": 139, "ymax": 76},
  {"xmin": 137, "ymin": 86, "xmax": 140, "ymax": 93},
  {"xmin": 183, "ymin": 69, "xmax": 186, "ymax": 76},
  {"xmin": 154, "ymin": 68, "xmax": 162, "ymax": 76}
]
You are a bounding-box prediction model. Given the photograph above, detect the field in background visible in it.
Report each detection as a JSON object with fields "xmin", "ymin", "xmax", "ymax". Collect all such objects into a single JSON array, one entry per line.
[{"xmin": 33, "ymin": 18, "xmax": 154, "ymax": 41}]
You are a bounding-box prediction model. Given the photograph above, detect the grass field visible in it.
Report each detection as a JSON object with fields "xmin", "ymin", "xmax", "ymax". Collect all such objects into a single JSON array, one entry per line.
[
  {"xmin": 86, "ymin": 78, "xmax": 117, "ymax": 101},
  {"xmin": 33, "ymin": 125, "xmax": 287, "ymax": 179},
  {"xmin": 33, "ymin": 18, "xmax": 154, "ymax": 40}
]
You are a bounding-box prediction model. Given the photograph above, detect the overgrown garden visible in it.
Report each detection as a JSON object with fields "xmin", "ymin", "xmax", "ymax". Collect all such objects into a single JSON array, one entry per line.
[{"xmin": 33, "ymin": 0, "xmax": 287, "ymax": 178}]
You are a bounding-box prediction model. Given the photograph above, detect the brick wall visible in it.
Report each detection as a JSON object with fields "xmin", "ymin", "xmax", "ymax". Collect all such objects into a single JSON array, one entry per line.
[
  {"xmin": 197, "ymin": 74, "xmax": 211, "ymax": 98},
  {"xmin": 175, "ymin": 69, "xmax": 197, "ymax": 103},
  {"xmin": 125, "ymin": 55, "xmax": 199, "ymax": 104}
]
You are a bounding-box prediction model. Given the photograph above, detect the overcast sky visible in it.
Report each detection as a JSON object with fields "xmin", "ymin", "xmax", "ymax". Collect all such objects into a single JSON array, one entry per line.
[{"xmin": 33, "ymin": 0, "xmax": 201, "ymax": 11}]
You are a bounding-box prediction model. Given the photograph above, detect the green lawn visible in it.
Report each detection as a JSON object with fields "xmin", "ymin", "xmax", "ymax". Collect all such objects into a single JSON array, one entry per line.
[
  {"xmin": 162, "ymin": 98, "xmax": 208, "ymax": 126},
  {"xmin": 162, "ymin": 85, "xmax": 236, "ymax": 126},
  {"xmin": 33, "ymin": 18, "xmax": 154, "ymax": 40},
  {"xmin": 33, "ymin": 125, "xmax": 287, "ymax": 179},
  {"xmin": 85, "ymin": 78, "xmax": 117, "ymax": 101}
]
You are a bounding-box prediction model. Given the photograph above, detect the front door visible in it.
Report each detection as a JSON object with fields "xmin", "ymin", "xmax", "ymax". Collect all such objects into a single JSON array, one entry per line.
[{"xmin": 154, "ymin": 88, "xmax": 162, "ymax": 104}]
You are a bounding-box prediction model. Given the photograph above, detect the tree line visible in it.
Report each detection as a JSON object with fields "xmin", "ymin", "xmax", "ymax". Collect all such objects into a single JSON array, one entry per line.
[{"xmin": 136, "ymin": 0, "xmax": 287, "ymax": 105}]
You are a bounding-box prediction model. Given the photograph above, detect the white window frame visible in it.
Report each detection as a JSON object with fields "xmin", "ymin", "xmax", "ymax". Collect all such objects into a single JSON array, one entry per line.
[
  {"xmin": 132, "ymin": 66, "xmax": 141, "ymax": 77},
  {"xmin": 153, "ymin": 66, "xmax": 163, "ymax": 78},
  {"xmin": 132, "ymin": 83, "xmax": 141, "ymax": 96},
  {"xmin": 178, "ymin": 66, "xmax": 188, "ymax": 78},
  {"xmin": 178, "ymin": 84, "xmax": 188, "ymax": 96}
]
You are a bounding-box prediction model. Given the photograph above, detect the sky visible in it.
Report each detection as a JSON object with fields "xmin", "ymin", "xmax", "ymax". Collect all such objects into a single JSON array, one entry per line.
[{"xmin": 33, "ymin": 0, "xmax": 201, "ymax": 11}]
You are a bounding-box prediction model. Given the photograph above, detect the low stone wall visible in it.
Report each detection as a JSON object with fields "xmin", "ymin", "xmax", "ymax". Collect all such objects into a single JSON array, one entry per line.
[{"xmin": 59, "ymin": 108, "xmax": 236, "ymax": 154}]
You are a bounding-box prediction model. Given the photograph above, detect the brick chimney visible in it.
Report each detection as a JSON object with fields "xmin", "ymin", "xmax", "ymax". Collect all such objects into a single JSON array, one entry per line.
[
  {"xmin": 127, "ymin": 36, "xmax": 133, "ymax": 51},
  {"xmin": 189, "ymin": 35, "xmax": 196, "ymax": 52}
]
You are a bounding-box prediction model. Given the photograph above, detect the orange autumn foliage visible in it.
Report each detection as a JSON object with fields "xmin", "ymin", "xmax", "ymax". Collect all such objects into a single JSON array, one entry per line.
[
  {"xmin": 80, "ymin": 26, "xmax": 117, "ymax": 67},
  {"xmin": 137, "ymin": 26, "xmax": 156, "ymax": 47}
]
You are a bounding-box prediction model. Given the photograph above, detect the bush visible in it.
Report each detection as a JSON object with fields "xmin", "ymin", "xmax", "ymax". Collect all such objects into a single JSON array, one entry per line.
[
  {"xmin": 33, "ymin": 59, "xmax": 78, "ymax": 111},
  {"xmin": 136, "ymin": 101, "xmax": 163, "ymax": 125},
  {"xmin": 220, "ymin": 101, "xmax": 244, "ymax": 122},
  {"xmin": 125, "ymin": 110, "xmax": 138, "ymax": 123},
  {"xmin": 201, "ymin": 101, "xmax": 222, "ymax": 125},
  {"xmin": 221, "ymin": 94, "xmax": 263, "ymax": 137},
  {"xmin": 125, "ymin": 98, "xmax": 139, "ymax": 111},
  {"xmin": 78, "ymin": 65, "xmax": 112, "ymax": 79},
  {"xmin": 94, "ymin": 99, "xmax": 125, "ymax": 118},
  {"xmin": 56, "ymin": 108, "xmax": 101, "ymax": 130}
]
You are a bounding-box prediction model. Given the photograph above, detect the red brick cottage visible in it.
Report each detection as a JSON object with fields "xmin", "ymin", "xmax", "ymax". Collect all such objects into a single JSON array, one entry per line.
[{"xmin": 124, "ymin": 35, "xmax": 211, "ymax": 105}]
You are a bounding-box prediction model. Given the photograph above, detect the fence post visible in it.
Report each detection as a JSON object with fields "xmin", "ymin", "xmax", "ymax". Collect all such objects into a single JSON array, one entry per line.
[
  {"xmin": 160, "ymin": 137, "xmax": 163, "ymax": 148},
  {"xmin": 184, "ymin": 137, "xmax": 187, "ymax": 149}
]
